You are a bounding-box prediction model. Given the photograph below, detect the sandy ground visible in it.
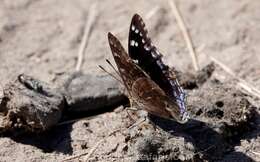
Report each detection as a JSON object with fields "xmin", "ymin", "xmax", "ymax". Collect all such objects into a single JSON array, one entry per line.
[{"xmin": 0, "ymin": 0, "xmax": 259, "ymax": 161}]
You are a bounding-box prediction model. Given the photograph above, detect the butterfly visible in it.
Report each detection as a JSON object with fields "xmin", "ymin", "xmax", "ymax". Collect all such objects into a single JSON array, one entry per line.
[{"xmin": 107, "ymin": 14, "xmax": 189, "ymax": 123}]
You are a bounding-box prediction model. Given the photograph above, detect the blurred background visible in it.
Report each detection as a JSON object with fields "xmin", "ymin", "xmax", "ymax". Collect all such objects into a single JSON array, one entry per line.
[
  {"xmin": 0, "ymin": 0, "xmax": 259, "ymax": 161},
  {"xmin": 0, "ymin": 0, "xmax": 259, "ymax": 86}
]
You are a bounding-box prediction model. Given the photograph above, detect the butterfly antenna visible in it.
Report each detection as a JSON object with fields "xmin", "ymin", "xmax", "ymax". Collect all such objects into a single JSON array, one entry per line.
[
  {"xmin": 99, "ymin": 65, "xmax": 133, "ymax": 101},
  {"xmin": 105, "ymin": 59, "xmax": 122, "ymax": 79},
  {"xmin": 98, "ymin": 65, "xmax": 124, "ymax": 85}
]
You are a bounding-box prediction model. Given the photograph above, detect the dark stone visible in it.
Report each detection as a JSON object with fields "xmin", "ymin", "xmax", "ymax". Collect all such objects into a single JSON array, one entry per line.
[
  {"xmin": 0, "ymin": 74, "xmax": 66, "ymax": 133},
  {"xmin": 63, "ymin": 73, "xmax": 127, "ymax": 113}
]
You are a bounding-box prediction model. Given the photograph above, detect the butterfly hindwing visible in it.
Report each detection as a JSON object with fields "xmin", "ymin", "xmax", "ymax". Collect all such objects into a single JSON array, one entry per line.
[{"xmin": 131, "ymin": 77, "xmax": 181, "ymax": 119}]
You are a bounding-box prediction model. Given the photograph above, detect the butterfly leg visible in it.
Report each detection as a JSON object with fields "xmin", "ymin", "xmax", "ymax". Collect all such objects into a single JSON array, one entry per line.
[
  {"xmin": 149, "ymin": 119, "xmax": 159, "ymax": 131},
  {"xmin": 125, "ymin": 107, "xmax": 138, "ymax": 111},
  {"xmin": 125, "ymin": 107, "xmax": 138, "ymax": 122},
  {"xmin": 146, "ymin": 116, "xmax": 162, "ymax": 132},
  {"xmin": 128, "ymin": 116, "xmax": 147, "ymax": 129},
  {"xmin": 124, "ymin": 98, "xmax": 141, "ymax": 126},
  {"xmin": 127, "ymin": 114, "xmax": 159, "ymax": 131},
  {"xmin": 125, "ymin": 108, "xmax": 135, "ymax": 122}
]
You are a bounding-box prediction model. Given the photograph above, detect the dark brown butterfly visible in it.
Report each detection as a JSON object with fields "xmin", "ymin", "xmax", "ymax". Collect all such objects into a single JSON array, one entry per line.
[{"xmin": 107, "ymin": 14, "xmax": 189, "ymax": 123}]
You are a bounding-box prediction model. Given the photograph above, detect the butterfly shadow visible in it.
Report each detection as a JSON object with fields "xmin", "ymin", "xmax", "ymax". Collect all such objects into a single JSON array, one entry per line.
[
  {"xmin": 1, "ymin": 124, "xmax": 73, "ymax": 155},
  {"xmin": 149, "ymin": 114, "xmax": 257, "ymax": 161}
]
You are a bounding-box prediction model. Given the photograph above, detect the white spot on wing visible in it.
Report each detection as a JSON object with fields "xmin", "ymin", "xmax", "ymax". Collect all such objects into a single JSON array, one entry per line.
[
  {"xmin": 151, "ymin": 51, "xmax": 157, "ymax": 58},
  {"xmin": 135, "ymin": 42, "xmax": 138, "ymax": 47},
  {"xmin": 113, "ymin": 52, "xmax": 119, "ymax": 57},
  {"xmin": 176, "ymin": 80, "xmax": 180, "ymax": 86},
  {"xmin": 144, "ymin": 44, "xmax": 150, "ymax": 51},
  {"xmin": 131, "ymin": 25, "xmax": 135, "ymax": 31},
  {"xmin": 142, "ymin": 39, "xmax": 145, "ymax": 43},
  {"xmin": 135, "ymin": 29, "xmax": 139, "ymax": 33},
  {"xmin": 120, "ymin": 68, "xmax": 126, "ymax": 73},
  {"xmin": 109, "ymin": 40, "xmax": 114, "ymax": 46},
  {"xmin": 130, "ymin": 40, "xmax": 135, "ymax": 46},
  {"xmin": 155, "ymin": 49, "xmax": 160, "ymax": 55},
  {"xmin": 133, "ymin": 59, "xmax": 138, "ymax": 64}
]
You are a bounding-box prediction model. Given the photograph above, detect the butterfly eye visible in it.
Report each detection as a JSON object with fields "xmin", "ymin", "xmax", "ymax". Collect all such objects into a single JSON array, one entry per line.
[{"xmin": 165, "ymin": 102, "xmax": 170, "ymax": 109}]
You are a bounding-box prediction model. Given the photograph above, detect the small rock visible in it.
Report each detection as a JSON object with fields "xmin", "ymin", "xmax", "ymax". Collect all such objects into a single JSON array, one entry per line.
[
  {"xmin": 0, "ymin": 74, "xmax": 66, "ymax": 133},
  {"xmin": 63, "ymin": 73, "xmax": 127, "ymax": 113}
]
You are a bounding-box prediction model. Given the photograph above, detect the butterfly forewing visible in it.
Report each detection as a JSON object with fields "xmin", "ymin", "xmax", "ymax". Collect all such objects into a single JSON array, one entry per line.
[
  {"xmin": 128, "ymin": 14, "xmax": 188, "ymax": 118},
  {"xmin": 128, "ymin": 14, "xmax": 151, "ymax": 60},
  {"xmin": 108, "ymin": 32, "xmax": 146, "ymax": 92}
]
